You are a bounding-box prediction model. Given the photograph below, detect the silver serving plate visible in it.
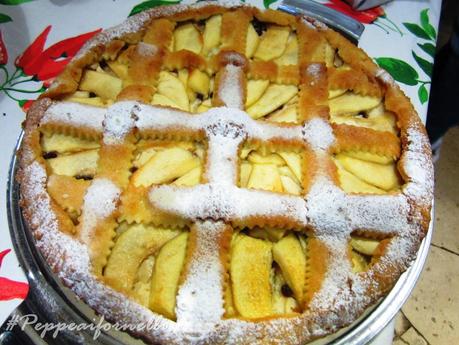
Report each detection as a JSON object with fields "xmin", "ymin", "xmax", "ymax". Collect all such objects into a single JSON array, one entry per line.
[{"xmin": 278, "ymin": 0, "xmax": 365, "ymax": 43}]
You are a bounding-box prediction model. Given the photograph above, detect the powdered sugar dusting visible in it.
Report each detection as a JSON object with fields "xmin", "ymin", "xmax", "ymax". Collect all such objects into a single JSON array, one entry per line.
[
  {"xmin": 348, "ymin": 194, "xmax": 410, "ymax": 235},
  {"xmin": 309, "ymin": 236, "xmax": 353, "ymax": 310},
  {"xmin": 206, "ymin": 134, "xmax": 243, "ymax": 185},
  {"xmin": 305, "ymin": 63, "xmax": 323, "ymax": 85},
  {"xmin": 103, "ymin": 102, "xmax": 137, "ymax": 145},
  {"xmin": 401, "ymin": 127, "xmax": 434, "ymax": 206},
  {"xmin": 176, "ymin": 221, "xmax": 226, "ymax": 333},
  {"xmin": 136, "ymin": 104, "xmax": 302, "ymax": 142},
  {"xmin": 41, "ymin": 101, "xmax": 105, "ymax": 132},
  {"xmin": 21, "ymin": 161, "xmax": 91, "ymax": 274},
  {"xmin": 302, "ymin": 118, "xmax": 335, "ymax": 151},
  {"xmin": 149, "ymin": 184, "xmax": 307, "ymax": 225},
  {"xmin": 306, "ymin": 178, "xmax": 350, "ymax": 235},
  {"xmin": 218, "ymin": 64, "xmax": 243, "ymax": 109},
  {"xmin": 136, "ymin": 42, "xmax": 158, "ymax": 56},
  {"xmin": 79, "ymin": 178, "xmax": 121, "ymax": 244}
]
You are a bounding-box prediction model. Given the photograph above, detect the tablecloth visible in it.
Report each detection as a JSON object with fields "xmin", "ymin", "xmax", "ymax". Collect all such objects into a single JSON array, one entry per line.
[{"xmin": 0, "ymin": 0, "xmax": 441, "ymax": 340}]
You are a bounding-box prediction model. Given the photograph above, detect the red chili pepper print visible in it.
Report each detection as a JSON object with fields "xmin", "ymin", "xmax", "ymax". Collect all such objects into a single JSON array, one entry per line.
[
  {"xmin": 15, "ymin": 25, "xmax": 52, "ymax": 70},
  {"xmin": 15, "ymin": 26, "xmax": 101, "ymax": 81},
  {"xmin": 0, "ymin": 31, "xmax": 8, "ymax": 65},
  {"xmin": 4, "ymin": 26, "xmax": 102, "ymax": 111},
  {"xmin": 0, "ymin": 249, "xmax": 29, "ymax": 301},
  {"xmin": 325, "ymin": 0, "xmax": 384, "ymax": 24},
  {"xmin": 19, "ymin": 99, "xmax": 34, "ymax": 112}
]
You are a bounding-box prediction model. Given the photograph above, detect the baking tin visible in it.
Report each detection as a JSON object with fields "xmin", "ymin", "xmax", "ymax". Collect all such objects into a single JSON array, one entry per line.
[
  {"xmin": 278, "ymin": 0, "xmax": 365, "ymax": 43},
  {"xmin": 0, "ymin": 130, "xmax": 434, "ymax": 344}
]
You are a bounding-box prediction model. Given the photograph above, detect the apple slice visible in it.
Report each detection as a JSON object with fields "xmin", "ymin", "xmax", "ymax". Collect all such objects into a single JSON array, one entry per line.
[
  {"xmin": 278, "ymin": 166, "xmax": 299, "ymax": 183},
  {"xmin": 245, "ymin": 23, "xmax": 260, "ymax": 58},
  {"xmin": 47, "ymin": 149, "xmax": 99, "ymax": 177},
  {"xmin": 336, "ymin": 154, "xmax": 400, "ymax": 191},
  {"xmin": 196, "ymin": 99, "xmax": 212, "ymax": 113},
  {"xmin": 79, "ymin": 70, "xmax": 122, "ymax": 100},
  {"xmin": 324, "ymin": 42, "xmax": 335, "ymax": 68},
  {"xmin": 328, "ymin": 88, "xmax": 347, "ymax": 99},
  {"xmin": 132, "ymin": 255, "xmax": 155, "ymax": 307},
  {"xmin": 247, "ymin": 164, "xmax": 283, "ymax": 192},
  {"xmin": 132, "ymin": 147, "xmax": 157, "ymax": 168},
  {"xmin": 149, "ymin": 232, "xmax": 189, "ymax": 320},
  {"xmin": 202, "ymin": 15, "xmax": 222, "ymax": 55},
  {"xmin": 247, "ymin": 227, "xmax": 287, "ymax": 242},
  {"xmin": 178, "ymin": 69, "xmax": 189, "ymax": 88},
  {"xmin": 65, "ymin": 96, "xmax": 106, "ymax": 107},
  {"xmin": 247, "ymin": 84, "xmax": 298, "ymax": 119},
  {"xmin": 104, "ymin": 224, "xmax": 180, "ymax": 292},
  {"xmin": 151, "ymin": 93, "xmax": 181, "ymax": 109},
  {"xmin": 329, "ymin": 92, "xmax": 381, "ymax": 116},
  {"xmin": 173, "ymin": 166, "xmax": 202, "ymax": 186},
  {"xmin": 274, "ymin": 34, "xmax": 298, "ymax": 65},
  {"xmin": 271, "ymin": 267, "xmax": 287, "ymax": 314},
  {"xmin": 156, "ymin": 71, "xmax": 189, "ymax": 111},
  {"xmin": 342, "ymin": 151, "xmax": 393, "ymax": 165},
  {"xmin": 245, "ymin": 79, "xmax": 270, "ymax": 107},
  {"xmin": 335, "ymin": 160, "xmax": 386, "ymax": 194},
  {"xmin": 254, "ymin": 26, "xmax": 290, "ymax": 61},
  {"xmin": 266, "ymin": 106, "xmax": 297, "ymax": 123},
  {"xmin": 188, "ymin": 69, "xmax": 210, "ymax": 97},
  {"xmin": 239, "ymin": 162, "xmax": 252, "ymax": 188},
  {"xmin": 107, "ymin": 60, "xmax": 128, "ymax": 79},
  {"xmin": 230, "ymin": 234, "xmax": 273, "ymax": 318},
  {"xmin": 132, "ymin": 147, "xmax": 200, "ymax": 187},
  {"xmin": 174, "ymin": 23, "xmax": 202, "ymax": 54},
  {"xmin": 280, "ymin": 175, "xmax": 301, "ymax": 195},
  {"xmin": 273, "ymin": 234, "xmax": 306, "ymax": 304},
  {"xmin": 350, "ymin": 236, "xmax": 380, "ymax": 256},
  {"xmin": 41, "ymin": 133, "xmax": 99, "ymax": 154},
  {"xmin": 247, "ymin": 152, "xmax": 285, "ymax": 166},
  {"xmin": 351, "ymin": 250, "xmax": 368, "ymax": 273},
  {"xmin": 278, "ymin": 152, "xmax": 302, "ymax": 182}
]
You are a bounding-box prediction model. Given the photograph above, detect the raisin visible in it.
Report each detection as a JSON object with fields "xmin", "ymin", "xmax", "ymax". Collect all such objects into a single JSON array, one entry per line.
[
  {"xmin": 42, "ymin": 151, "xmax": 58, "ymax": 159},
  {"xmin": 75, "ymin": 175, "xmax": 93, "ymax": 181},
  {"xmin": 281, "ymin": 284, "xmax": 294, "ymax": 298},
  {"xmin": 252, "ymin": 19, "xmax": 267, "ymax": 36}
]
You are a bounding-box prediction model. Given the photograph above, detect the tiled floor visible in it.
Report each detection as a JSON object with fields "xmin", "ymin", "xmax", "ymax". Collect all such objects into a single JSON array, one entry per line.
[{"xmin": 392, "ymin": 126, "xmax": 459, "ymax": 344}]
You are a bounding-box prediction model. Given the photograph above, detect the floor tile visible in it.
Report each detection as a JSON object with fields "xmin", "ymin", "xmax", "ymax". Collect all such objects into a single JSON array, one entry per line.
[
  {"xmin": 400, "ymin": 327, "xmax": 428, "ymax": 345},
  {"xmin": 402, "ymin": 246, "xmax": 459, "ymax": 344},
  {"xmin": 395, "ymin": 311, "xmax": 411, "ymax": 337},
  {"xmin": 432, "ymin": 127, "xmax": 459, "ymax": 255}
]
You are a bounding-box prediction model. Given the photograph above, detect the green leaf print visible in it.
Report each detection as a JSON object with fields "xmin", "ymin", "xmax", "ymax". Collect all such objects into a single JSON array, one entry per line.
[
  {"xmin": 263, "ymin": 0, "xmax": 277, "ymax": 9},
  {"xmin": 375, "ymin": 57, "xmax": 419, "ymax": 86},
  {"xmin": 129, "ymin": 0, "xmax": 180, "ymax": 17},
  {"xmin": 417, "ymin": 43, "xmax": 436, "ymax": 58},
  {"xmin": 402, "ymin": 23, "xmax": 431, "ymax": 40},
  {"xmin": 0, "ymin": 13, "xmax": 12, "ymax": 23},
  {"xmin": 418, "ymin": 84, "xmax": 428, "ymax": 104},
  {"xmin": 420, "ymin": 9, "xmax": 436, "ymax": 40},
  {"xmin": 0, "ymin": 0, "xmax": 33, "ymax": 4},
  {"xmin": 412, "ymin": 51, "xmax": 433, "ymax": 77}
]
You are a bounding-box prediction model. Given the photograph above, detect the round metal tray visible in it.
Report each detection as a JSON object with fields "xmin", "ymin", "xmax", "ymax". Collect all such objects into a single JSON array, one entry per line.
[{"xmin": 1, "ymin": 132, "xmax": 434, "ymax": 344}]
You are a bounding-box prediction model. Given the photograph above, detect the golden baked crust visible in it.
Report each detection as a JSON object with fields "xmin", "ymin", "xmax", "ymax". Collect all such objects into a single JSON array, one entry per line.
[{"xmin": 17, "ymin": 2, "xmax": 433, "ymax": 344}]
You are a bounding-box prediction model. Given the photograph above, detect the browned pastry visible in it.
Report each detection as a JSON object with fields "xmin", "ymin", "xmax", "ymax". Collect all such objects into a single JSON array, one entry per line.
[{"xmin": 17, "ymin": 2, "xmax": 433, "ymax": 344}]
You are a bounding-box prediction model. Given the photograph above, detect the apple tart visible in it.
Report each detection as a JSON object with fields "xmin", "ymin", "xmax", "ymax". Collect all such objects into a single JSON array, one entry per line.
[{"xmin": 17, "ymin": 2, "xmax": 433, "ymax": 344}]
